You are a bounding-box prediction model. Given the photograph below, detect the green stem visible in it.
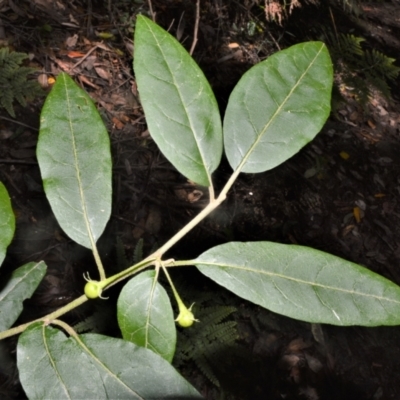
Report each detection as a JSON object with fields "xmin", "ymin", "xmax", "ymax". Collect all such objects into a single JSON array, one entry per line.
[
  {"xmin": 0, "ymin": 259, "xmax": 157, "ymax": 340},
  {"xmin": 162, "ymin": 264, "xmax": 184, "ymax": 309},
  {"xmin": 167, "ymin": 260, "xmax": 196, "ymax": 267},
  {"xmin": 148, "ymin": 166, "xmax": 242, "ymax": 259},
  {"xmin": 150, "ymin": 198, "xmax": 223, "ymax": 258},
  {"xmin": 50, "ymin": 319, "xmax": 78, "ymax": 337},
  {"xmin": 0, "ymin": 295, "xmax": 88, "ymax": 340},
  {"xmin": 0, "ymin": 168, "xmax": 243, "ymax": 341},
  {"xmin": 92, "ymin": 246, "xmax": 106, "ymax": 281},
  {"xmin": 102, "ymin": 257, "xmax": 157, "ymax": 290}
]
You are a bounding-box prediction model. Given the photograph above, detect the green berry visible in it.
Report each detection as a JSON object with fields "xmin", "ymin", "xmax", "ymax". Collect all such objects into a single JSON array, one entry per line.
[
  {"xmin": 175, "ymin": 305, "xmax": 197, "ymax": 328},
  {"xmin": 177, "ymin": 312, "xmax": 195, "ymax": 327},
  {"xmin": 84, "ymin": 281, "xmax": 102, "ymax": 299}
]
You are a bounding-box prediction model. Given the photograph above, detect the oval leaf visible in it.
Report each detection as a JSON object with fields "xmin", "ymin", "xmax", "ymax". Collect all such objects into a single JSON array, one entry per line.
[
  {"xmin": 0, "ymin": 261, "xmax": 46, "ymax": 331},
  {"xmin": 117, "ymin": 270, "xmax": 176, "ymax": 362},
  {"xmin": 0, "ymin": 181, "xmax": 15, "ymax": 267},
  {"xmin": 224, "ymin": 42, "xmax": 333, "ymax": 173},
  {"xmin": 37, "ymin": 73, "xmax": 112, "ymax": 249},
  {"xmin": 134, "ymin": 15, "xmax": 222, "ymax": 186},
  {"xmin": 17, "ymin": 323, "xmax": 202, "ymax": 399},
  {"xmin": 195, "ymin": 242, "xmax": 400, "ymax": 326}
]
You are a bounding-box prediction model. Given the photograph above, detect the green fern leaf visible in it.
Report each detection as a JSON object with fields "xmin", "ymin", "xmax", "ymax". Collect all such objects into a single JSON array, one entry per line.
[{"xmin": 0, "ymin": 47, "xmax": 43, "ymax": 117}]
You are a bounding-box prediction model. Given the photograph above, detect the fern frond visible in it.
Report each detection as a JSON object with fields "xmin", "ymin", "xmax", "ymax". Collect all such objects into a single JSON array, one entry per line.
[
  {"xmin": 204, "ymin": 321, "xmax": 238, "ymax": 343},
  {"xmin": 322, "ymin": 29, "xmax": 400, "ymax": 105},
  {"xmin": 133, "ymin": 238, "xmax": 144, "ymax": 264},
  {"xmin": 174, "ymin": 304, "xmax": 237, "ymax": 387},
  {"xmin": 198, "ymin": 306, "xmax": 237, "ymax": 326},
  {"xmin": 362, "ymin": 49, "xmax": 400, "ymax": 80},
  {"xmin": 116, "ymin": 237, "xmax": 130, "ymax": 271},
  {"xmin": 73, "ymin": 306, "xmax": 114, "ymax": 334},
  {"xmin": 0, "ymin": 47, "xmax": 43, "ymax": 117},
  {"xmin": 196, "ymin": 354, "xmax": 220, "ymax": 387}
]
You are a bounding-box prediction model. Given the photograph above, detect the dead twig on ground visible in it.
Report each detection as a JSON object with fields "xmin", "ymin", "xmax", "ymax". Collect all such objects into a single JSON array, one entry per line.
[
  {"xmin": 189, "ymin": 0, "xmax": 201, "ymax": 56},
  {"xmin": 267, "ymin": 31, "xmax": 281, "ymax": 51},
  {"xmin": 0, "ymin": 115, "xmax": 38, "ymax": 131},
  {"xmin": 147, "ymin": 0, "xmax": 155, "ymax": 21},
  {"xmin": 0, "ymin": 159, "xmax": 37, "ymax": 165}
]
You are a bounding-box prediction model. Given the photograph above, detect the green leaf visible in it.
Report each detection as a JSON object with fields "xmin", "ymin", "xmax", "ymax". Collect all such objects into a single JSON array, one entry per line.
[
  {"xmin": 117, "ymin": 270, "xmax": 176, "ymax": 362},
  {"xmin": 37, "ymin": 73, "xmax": 112, "ymax": 249},
  {"xmin": 134, "ymin": 15, "xmax": 222, "ymax": 187},
  {"xmin": 224, "ymin": 42, "xmax": 333, "ymax": 173},
  {"xmin": 0, "ymin": 181, "xmax": 15, "ymax": 267},
  {"xmin": 195, "ymin": 242, "xmax": 400, "ymax": 326},
  {"xmin": 0, "ymin": 261, "xmax": 46, "ymax": 331},
  {"xmin": 17, "ymin": 323, "xmax": 202, "ymax": 399}
]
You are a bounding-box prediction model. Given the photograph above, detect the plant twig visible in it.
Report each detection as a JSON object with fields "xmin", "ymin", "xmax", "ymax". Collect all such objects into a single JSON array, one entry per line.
[
  {"xmin": 0, "ymin": 159, "xmax": 37, "ymax": 165},
  {"xmin": 71, "ymin": 45, "xmax": 99, "ymax": 70},
  {"xmin": 0, "ymin": 295, "xmax": 88, "ymax": 340},
  {"xmin": 189, "ymin": 0, "xmax": 201, "ymax": 56},
  {"xmin": 0, "ymin": 115, "xmax": 38, "ymax": 131},
  {"xmin": 267, "ymin": 31, "xmax": 281, "ymax": 51},
  {"xmin": 147, "ymin": 0, "xmax": 155, "ymax": 21}
]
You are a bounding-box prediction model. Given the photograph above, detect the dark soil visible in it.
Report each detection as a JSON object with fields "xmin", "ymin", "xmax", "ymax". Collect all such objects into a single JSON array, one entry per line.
[{"xmin": 1, "ymin": 1, "xmax": 400, "ymax": 399}]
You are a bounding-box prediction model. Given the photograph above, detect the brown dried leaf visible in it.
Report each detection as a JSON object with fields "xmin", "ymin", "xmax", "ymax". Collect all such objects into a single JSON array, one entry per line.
[
  {"xmin": 65, "ymin": 34, "xmax": 78, "ymax": 48},
  {"xmin": 94, "ymin": 66, "xmax": 111, "ymax": 81}
]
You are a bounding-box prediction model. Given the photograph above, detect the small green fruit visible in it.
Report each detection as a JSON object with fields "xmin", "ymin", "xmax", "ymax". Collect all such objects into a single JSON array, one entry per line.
[
  {"xmin": 175, "ymin": 304, "xmax": 197, "ymax": 328},
  {"xmin": 177, "ymin": 312, "xmax": 195, "ymax": 328},
  {"xmin": 84, "ymin": 281, "xmax": 102, "ymax": 299}
]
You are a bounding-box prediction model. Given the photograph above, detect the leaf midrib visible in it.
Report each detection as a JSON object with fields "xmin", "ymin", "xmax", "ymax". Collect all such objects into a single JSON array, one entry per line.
[
  {"xmin": 236, "ymin": 44, "xmax": 325, "ymax": 173},
  {"xmin": 145, "ymin": 18, "xmax": 211, "ymax": 186},
  {"xmin": 63, "ymin": 74, "xmax": 96, "ymax": 248},
  {"xmin": 197, "ymin": 261, "xmax": 400, "ymax": 304}
]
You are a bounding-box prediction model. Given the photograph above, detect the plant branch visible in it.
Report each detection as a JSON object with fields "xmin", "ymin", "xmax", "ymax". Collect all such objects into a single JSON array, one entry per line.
[
  {"xmin": 148, "ymin": 165, "xmax": 245, "ymax": 259},
  {"xmin": 150, "ymin": 197, "xmax": 223, "ymax": 258},
  {"xmin": 0, "ymin": 257, "xmax": 158, "ymax": 340},
  {"xmin": 102, "ymin": 257, "xmax": 157, "ymax": 290},
  {"xmin": 50, "ymin": 319, "xmax": 78, "ymax": 337},
  {"xmin": 92, "ymin": 246, "xmax": 106, "ymax": 281},
  {"xmin": 0, "ymin": 295, "xmax": 88, "ymax": 340},
  {"xmin": 167, "ymin": 260, "xmax": 196, "ymax": 267}
]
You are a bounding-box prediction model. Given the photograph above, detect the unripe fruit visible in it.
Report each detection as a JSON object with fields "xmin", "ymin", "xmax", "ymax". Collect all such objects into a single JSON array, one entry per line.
[
  {"xmin": 84, "ymin": 281, "xmax": 102, "ymax": 299},
  {"xmin": 175, "ymin": 304, "xmax": 197, "ymax": 328},
  {"xmin": 177, "ymin": 310, "xmax": 195, "ymax": 328}
]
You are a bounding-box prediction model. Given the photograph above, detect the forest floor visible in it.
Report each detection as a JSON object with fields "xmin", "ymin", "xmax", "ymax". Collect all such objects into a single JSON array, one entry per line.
[{"xmin": 1, "ymin": 1, "xmax": 400, "ymax": 399}]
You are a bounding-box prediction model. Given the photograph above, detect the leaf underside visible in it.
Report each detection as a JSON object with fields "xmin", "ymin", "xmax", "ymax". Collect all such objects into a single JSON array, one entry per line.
[
  {"xmin": 17, "ymin": 323, "xmax": 202, "ymax": 399},
  {"xmin": 37, "ymin": 73, "xmax": 112, "ymax": 249},
  {"xmin": 134, "ymin": 15, "xmax": 223, "ymax": 187},
  {"xmin": 117, "ymin": 270, "xmax": 176, "ymax": 362},
  {"xmin": 224, "ymin": 41, "xmax": 333, "ymax": 174},
  {"xmin": 196, "ymin": 242, "xmax": 400, "ymax": 326},
  {"xmin": 0, "ymin": 261, "xmax": 47, "ymax": 332},
  {"xmin": 0, "ymin": 181, "xmax": 15, "ymax": 267}
]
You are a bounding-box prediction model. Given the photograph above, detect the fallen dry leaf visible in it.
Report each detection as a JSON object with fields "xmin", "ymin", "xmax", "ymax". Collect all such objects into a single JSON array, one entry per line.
[
  {"xmin": 112, "ymin": 117, "xmax": 124, "ymax": 130},
  {"xmin": 94, "ymin": 66, "xmax": 111, "ymax": 81},
  {"xmin": 67, "ymin": 50, "xmax": 85, "ymax": 58},
  {"xmin": 65, "ymin": 34, "xmax": 78, "ymax": 48},
  {"xmin": 228, "ymin": 42, "xmax": 240, "ymax": 48}
]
